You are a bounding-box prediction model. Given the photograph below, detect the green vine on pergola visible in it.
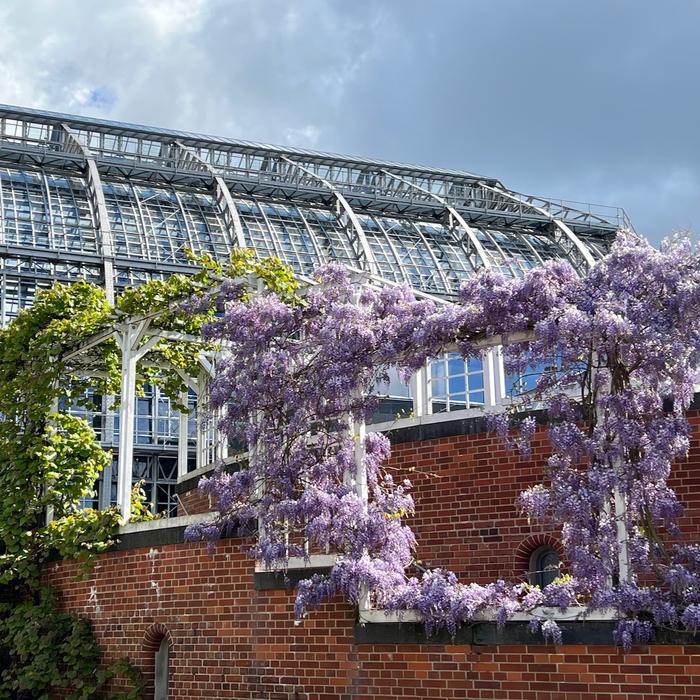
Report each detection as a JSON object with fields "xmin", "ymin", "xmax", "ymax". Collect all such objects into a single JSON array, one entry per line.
[{"xmin": 0, "ymin": 249, "xmax": 294, "ymax": 699}]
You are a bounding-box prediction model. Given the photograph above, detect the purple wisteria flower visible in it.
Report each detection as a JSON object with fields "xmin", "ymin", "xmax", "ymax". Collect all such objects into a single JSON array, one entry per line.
[{"xmin": 183, "ymin": 231, "xmax": 700, "ymax": 645}]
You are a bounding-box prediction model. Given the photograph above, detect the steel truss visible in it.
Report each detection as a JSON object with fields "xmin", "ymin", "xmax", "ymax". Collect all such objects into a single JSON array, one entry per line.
[{"xmin": 0, "ymin": 105, "xmax": 625, "ymax": 286}]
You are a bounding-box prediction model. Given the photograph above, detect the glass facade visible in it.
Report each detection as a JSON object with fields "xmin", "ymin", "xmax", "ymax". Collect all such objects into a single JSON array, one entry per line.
[{"xmin": 0, "ymin": 104, "xmax": 622, "ymax": 515}]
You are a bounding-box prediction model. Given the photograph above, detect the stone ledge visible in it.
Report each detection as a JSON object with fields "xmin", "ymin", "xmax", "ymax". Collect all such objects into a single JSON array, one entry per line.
[
  {"xmin": 354, "ymin": 620, "xmax": 700, "ymax": 646},
  {"xmin": 254, "ymin": 567, "xmax": 333, "ymax": 591},
  {"xmin": 176, "ymin": 456, "xmax": 246, "ymax": 494},
  {"xmin": 106, "ymin": 513, "xmax": 254, "ymax": 551}
]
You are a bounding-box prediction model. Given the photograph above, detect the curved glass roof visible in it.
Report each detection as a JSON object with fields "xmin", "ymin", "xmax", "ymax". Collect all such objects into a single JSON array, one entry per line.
[{"xmin": 0, "ymin": 104, "xmax": 626, "ymax": 299}]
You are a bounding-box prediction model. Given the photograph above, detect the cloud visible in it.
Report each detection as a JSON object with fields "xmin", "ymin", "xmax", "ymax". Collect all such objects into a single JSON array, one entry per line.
[{"xmin": 0, "ymin": 0, "xmax": 697, "ymax": 243}]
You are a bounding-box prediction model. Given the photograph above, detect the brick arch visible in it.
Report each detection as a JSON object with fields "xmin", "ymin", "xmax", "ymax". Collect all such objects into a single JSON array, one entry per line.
[
  {"xmin": 143, "ymin": 622, "xmax": 173, "ymax": 652},
  {"xmin": 514, "ymin": 533, "xmax": 564, "ymax": 580},
  {"xmin": 141, "ymin": 623, "xmax": 173, "ymax": 695}
]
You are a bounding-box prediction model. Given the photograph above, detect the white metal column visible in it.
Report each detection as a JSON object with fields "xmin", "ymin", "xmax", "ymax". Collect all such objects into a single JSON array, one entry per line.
[
  {"xmin": 177, "ymin": 389, "xmax": 189, "ymax": 480},
  {"xmin": 116, "ymin": 328, "xmax": 138, "ymax": 520},
  {"xmin": 116, "ymin": 321, "xmax": 159, "ymax": 521},
  {"xmin": 593, "ymin": 354, "xmax": 630, "ymax": 584}
]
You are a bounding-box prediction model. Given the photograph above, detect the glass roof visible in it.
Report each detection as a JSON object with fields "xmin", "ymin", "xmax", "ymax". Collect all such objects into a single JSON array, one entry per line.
[
  {"xmin": 0, "ymin": 164, "xmax": 614, "ymax": 296},
  {"xmin": 0, "ymin": 104, "xmax": 624, "ymax": 298}
]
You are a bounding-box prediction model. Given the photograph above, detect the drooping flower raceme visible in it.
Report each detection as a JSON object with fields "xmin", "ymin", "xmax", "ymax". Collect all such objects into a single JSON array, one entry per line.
[{"xmin": 186, "ymin": 232, "xmax": 700, "ymax": 648}]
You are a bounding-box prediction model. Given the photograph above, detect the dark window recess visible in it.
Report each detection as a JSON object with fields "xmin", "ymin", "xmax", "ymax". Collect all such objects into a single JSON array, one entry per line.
[{"xmin": 528, "ymin": 546, "xmax": 561, "ymax": 588}]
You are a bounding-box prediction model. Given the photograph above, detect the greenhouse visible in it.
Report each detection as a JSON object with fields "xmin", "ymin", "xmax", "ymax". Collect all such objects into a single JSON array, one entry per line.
[{"xmin": 0, "ymin": 103, "xmax": 628, "ymax": 516}]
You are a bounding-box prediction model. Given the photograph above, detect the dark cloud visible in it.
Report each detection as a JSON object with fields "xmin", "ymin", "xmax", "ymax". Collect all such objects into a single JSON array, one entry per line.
[{"xmin": 0, "ymin": 0, "xmax": 697, "ymax": 242}]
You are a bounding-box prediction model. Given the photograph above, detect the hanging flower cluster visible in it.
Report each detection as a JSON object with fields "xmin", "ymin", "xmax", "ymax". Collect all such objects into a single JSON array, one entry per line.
[{"xmin": 186, "ymin": 231, "xmax": 700, "ymax": 648}]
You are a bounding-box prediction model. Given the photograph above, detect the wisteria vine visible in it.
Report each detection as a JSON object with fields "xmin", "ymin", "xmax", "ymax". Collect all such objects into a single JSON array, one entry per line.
[{"xmin": 186, "ymin": 231, "xmax": 700, "ymax": 648}]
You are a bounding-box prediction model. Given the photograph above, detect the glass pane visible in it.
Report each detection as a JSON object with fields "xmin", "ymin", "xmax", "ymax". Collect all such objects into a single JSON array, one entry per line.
[
  {"xmin": 469, "ymin": 372, "xmax": 484, "ymax": 390},
  {"xmin": 431, "ymin": 360, "xmax": 445, "ymax": 379},
  {"xmin": 448, "ymin": 356, "xmax": 464, "ymax": 375},
  {"xmin": 468, "ymin": 357, "xmax": 483, "ymax": 373},
  {"xmin": 448, "ymin": 375, "xmax": 466, "ymax": 394},
  {"xmin": 431, "ymin": 378, "xmax": 446, "ymax": 396}
]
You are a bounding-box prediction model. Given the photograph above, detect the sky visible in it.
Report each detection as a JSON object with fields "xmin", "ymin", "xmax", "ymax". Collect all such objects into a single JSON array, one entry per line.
[{"xmin": 0, "ymin": 0, "xmax": 697, "ymax": 244}]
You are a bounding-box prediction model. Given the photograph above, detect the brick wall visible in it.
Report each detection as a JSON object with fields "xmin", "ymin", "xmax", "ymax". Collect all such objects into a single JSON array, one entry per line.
[
  {"xmin": 387, "ymin": 422, "xmax": 555, "ymax": 583},
  {"xmin": 175, "ymin": 409, "xmax": 700, "ymax": 581},
  {"xmin": 45, "ymin": 539, "xmax": 700, "ymax": 699},
  {"xmin": 43, "ymin": 409, "xmax": 700, "ymax": 698},
  {"xmin": 177, "ymin": 484, "xmax": 210, "ymax": 517},
  {"xmin": 46, "ymin": 540, "xmax": 700, "ymax": 700}
]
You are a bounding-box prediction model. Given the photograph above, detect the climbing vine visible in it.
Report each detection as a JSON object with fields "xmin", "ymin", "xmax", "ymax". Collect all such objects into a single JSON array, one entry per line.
[
  {"xmin": 0, "ymin": 248, "xmax": 296, "ymax": 697},
  {"xmin": 185, "ymin": 232, "xmax": 700, "ymax": 649}
]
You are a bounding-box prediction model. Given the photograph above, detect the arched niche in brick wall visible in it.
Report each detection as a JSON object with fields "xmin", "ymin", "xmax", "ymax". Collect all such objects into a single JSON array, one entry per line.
[
  {"xmin": 143, "ymin": 623, "xmax": 173, "ymax": 699},
  {"xmin": 514, "ymin": 533, "xmax": 564, "ymax": 585}
]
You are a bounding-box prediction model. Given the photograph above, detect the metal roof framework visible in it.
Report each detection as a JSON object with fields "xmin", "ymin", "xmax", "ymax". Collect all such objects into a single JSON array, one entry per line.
[{"xmin": 0, "ymin": 104, "xmax": 627, "ymax": 301}]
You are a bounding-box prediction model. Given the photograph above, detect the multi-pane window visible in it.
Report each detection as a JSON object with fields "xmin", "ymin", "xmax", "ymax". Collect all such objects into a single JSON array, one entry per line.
[
  {"xmin": 45, "ymin": 175, "xmax": 97, "ymax": 252},
  {"xmin": 528, "ymin": 546, "xmax": 561, "ymax": 588},
  {"xmin": 65, "ymin": 389, "xmax": 104, "ymax": 442},
  {"xmin": 1, "ymin": 278, "xmax": 55, "ymax": 323},
  {"xmin": 503, "ymin": 353, "xmax": 564, "ymax": 398},
  {"xmin": 113, "ymin": 385, "xmax": 196, "ymax": 447},
  {"xmin": 369, "ymin": 368, "xmax": 413, "ymax": 424},
  {"xmin": 429, "ymin": 353, "xmax": 485, "ymax": 412},
  {"xmin": 103, "ymin": 183, "xmax": 227, "ymax": 264},
  {"xmin": 0, "ymin": 169, "xmax": 97, "ymax": 253},
  {"xmin": 114, "ymin": 267, "xmax": 168, "ymax": 288},
  {"xmin": 106, "ymin": 454, "xmax": 180, "ymax": 516},
  {"xmin": 505, "ymin": 363, "xmax": 544, "ymax": 397}
]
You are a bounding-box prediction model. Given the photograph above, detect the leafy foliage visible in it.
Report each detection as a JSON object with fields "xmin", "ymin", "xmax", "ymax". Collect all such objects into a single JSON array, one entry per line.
[
  {"xmin": 0, "ymin": 248, "xmax": 302, "ymax": 693},
  {"xmin": 118, "ymin": 248, "xmax": 299, "ymax": 409},
  {"xmin": 0, "ymin": 282, "xmax": 117, "ymax": 584},
  {"xmin": 129, "ymin": 480, "xmax": 157, "ymax": 523},
  {"xmin": 0, "ymin": 587, "xmax": 144, "ymax": 699}
]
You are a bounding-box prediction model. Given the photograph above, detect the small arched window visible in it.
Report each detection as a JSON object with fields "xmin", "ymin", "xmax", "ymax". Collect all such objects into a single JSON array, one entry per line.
[
  {"xmin": 528, "ymin": 546, "xmax": 561, "ymax": 589},
  {"xmin": 154, "ymin": 636, "xmax": 169, "ymax": 700}
]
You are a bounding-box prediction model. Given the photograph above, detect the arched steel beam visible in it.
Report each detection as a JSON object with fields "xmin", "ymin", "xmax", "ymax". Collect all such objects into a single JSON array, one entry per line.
[
  {"xmin": 40, "ymin": 171, "xmax": 56, "ymax": 251},
  {"xmin": 408, "ymin": 221, "xmax": 452, "ymax": 294},
  {"xmin": 129, "ymin": 182, "xmax": 155, "ymax": 262},
  {"xmin": 173, "ymin": 141, "xmax": 246, "ymax": 250},
  {"xmin": 518, "ymin": 232, "xmax": 546, "ymax": 266},
  {"xmin": 255, "ymin": 200, "xmax": 292, "ymax": 266},
  {"xmin": 61, "ymin": 124, "xmax": 116, "ymax": 303},
  {"xmin": 371, "ymin": 216, "xmax": 413, "ymax": 286},
  {"xmin": 173, "ymin": 190, "xmax": 197, "ymax": 255},
  {"xmin": 480, "ymin": 184, "xmax": 596, "ymax": 274},
  {"xmin": 480, "ymin": 230, "xmax": 518, "ymax": 277},
  {"xmin": 281, "ymin": 156, "xmax": 377, "ymax": 275},
  {"xmin": 379, "ymin": 169, "xmax": 491, "ymax": 272}
]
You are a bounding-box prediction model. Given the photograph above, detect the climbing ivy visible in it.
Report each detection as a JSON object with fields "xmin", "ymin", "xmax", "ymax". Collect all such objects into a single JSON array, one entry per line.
[
  {"xmin": 0, "ymin": 249, "xmax": 295, "ymax": 696},
  {"xmin": 0, "ymin": 588, "xmax": 144, "ymax": 699}
]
